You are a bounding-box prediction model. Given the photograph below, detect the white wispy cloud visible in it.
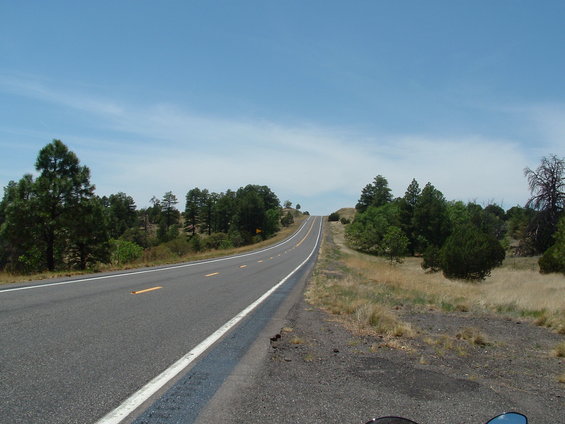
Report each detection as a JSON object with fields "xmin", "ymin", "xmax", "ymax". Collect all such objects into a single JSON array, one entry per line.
[{"xmin": 0, "ymin": 75, "xmax": 557, "ymax": 213}]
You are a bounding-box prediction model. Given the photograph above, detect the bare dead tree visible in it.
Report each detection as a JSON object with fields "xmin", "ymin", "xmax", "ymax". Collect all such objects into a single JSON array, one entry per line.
[{"xmin": 523, "ymin": 154, "xmax": 565, "ymax": 251}]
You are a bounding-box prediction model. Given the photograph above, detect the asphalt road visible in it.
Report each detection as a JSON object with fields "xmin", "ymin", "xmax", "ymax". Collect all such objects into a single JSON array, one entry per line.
[{"xmin": 0, "ymin": 216, "xmax": 322, "ymax": 424}]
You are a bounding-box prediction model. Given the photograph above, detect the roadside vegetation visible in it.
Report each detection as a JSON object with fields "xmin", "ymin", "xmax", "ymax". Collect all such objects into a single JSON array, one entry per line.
[
  {"xmin": 0, "ymin": 139, "xmax": 307, "ymax": 284},
  {"xmin": 307, "ymin": 216, "xmax": 565, "ymax": 353},
  {"xmin": 309, "ymin": 154, "xmax": 564, "ymax": 365},
  {"xmin": 334, "ymin": 154, "xmax": 565, "ymax": 280}
]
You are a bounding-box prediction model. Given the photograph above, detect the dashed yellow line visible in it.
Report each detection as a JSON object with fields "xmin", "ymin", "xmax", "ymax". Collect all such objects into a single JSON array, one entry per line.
[
  {"xmin": 131, "ymin": 286, "xmax": 163, "ymax": 295},
  {"xmin": 240, "ymin": 265, "xmax": 247, "ymax": 268},
  {"xmin": 257, "ymin": 260, "xmax": 264, "ymax": 263},
  {"xmin": 205, "ymin": 272, "xmax": 220, "ymax": 277}
]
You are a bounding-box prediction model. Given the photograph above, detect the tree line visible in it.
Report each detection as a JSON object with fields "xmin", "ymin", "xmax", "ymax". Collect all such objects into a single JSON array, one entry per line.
[
  {"xmin": 341, "ymin": 154, "xmax": 565, "ymax": 279},
  {"xmin": 0, "ymin": 140, "xmax": 301, "ymax": 274}
]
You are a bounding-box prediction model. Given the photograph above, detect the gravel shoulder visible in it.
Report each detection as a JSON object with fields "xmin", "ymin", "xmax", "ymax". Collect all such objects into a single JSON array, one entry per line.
[{"xmin": 197, "ymin": 225, "xmax": 564, "ymax": 424}]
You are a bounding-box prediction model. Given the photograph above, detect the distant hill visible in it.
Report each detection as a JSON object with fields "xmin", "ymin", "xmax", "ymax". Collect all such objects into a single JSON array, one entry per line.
[{"xmin": 334, "ymin": 207, "xmax": 356, "ymax": 221}]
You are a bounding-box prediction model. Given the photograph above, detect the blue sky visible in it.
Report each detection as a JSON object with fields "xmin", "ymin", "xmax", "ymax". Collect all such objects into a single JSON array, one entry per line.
[{"xmin": 1, "ymin": 1, "xmax": 564, "ymax": 215}]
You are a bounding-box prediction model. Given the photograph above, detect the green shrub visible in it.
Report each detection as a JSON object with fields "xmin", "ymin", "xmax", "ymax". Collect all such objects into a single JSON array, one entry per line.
[
  {"xmin": 14, "ymin": 247, "xmax": 43, "ymax": 274},
  {"xmin": 189, "ymin": 234, "xmax": 203, "ymax": 252},
  {"xmin": 382, "ymin": 226, "xmax": 409, "ymax": 264},
  {"xmin": 110, "ymin": 239, "xmax": 143, "ymax": 265},
  {"xmin": 164, "ymin": 237, "xmax": 192, "ymax": 257},
  {"xmin": 439, "ymin": 225, "xmax": 505, "ymax": 280},
  {"xmin": 340, "ymin": 217, "xmax": 351, "ymax": 225},
  {"xmin": 328, "ymin": 212, "xmax": 340, "ymax": 222},
  {"xmin": 202, "ymin": 232, "xmax": 231, "ymax": 250},
  {"xmin": 281, "ymin": 211, "xmax": 294, "ymax": 227},
  {"xmin": 345, "ymin": 204, "xmax": 400, "ymax": 254},
  {"xmin": 539, "ymin": 245, "xmax": 565, "ymax": 274},
  {"xmin": 143, "ymin": 244, "xmax": 174, "ymax": 262},
  {"xmin": 539, "ymin": 216, "xmax": 565, "ymax": 274},
  {"xmin": 228, "ymin": 230, "xmax": 245, "ymax": 248},
  {"xmin": 422, "ymin": 245, "xmax": 441, "ymax": 272}
]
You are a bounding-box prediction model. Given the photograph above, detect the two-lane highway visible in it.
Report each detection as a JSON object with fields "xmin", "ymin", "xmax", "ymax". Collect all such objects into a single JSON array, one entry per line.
[{"xmin": 0, "ymin": 216, "xmax": 322, "ymax": 423}]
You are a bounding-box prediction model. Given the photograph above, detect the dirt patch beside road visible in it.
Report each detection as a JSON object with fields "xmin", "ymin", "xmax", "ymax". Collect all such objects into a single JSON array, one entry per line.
[
  {"xmin": 204, "ymin": 221, "xmax": 564, "ymax": 424},
  {"xmin": 227, "ymin": 296, "xmax": 562, "ymax": 423}
]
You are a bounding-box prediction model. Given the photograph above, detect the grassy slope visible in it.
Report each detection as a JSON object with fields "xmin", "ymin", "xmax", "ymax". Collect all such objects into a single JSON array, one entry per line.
[{"xmin": 307, "ymin": 220, "xmax": 565, "ymax": 356}]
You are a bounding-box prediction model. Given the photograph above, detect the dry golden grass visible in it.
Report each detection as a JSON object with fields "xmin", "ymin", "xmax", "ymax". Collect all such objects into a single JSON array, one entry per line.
[
  {"xmin": 456, "ymin": 327, "xmax": 490, "ymax": 346},
  {"xmin": 553, "ymin": 341, "xmax": 565, "ymax": 358},
  {"xmin": 483, "ymin": 267, "xmax": 565, "ymax": 313},
  {"xmin": 290, "ymin": 336, "xmax": 304, "ymax": 345},
  {"xmin": 306, "ymin": 257, "xmax": 415, "ymax": 338},
  {"xmin": 309, "ymin": 219, "xmax": 565, "ymax": 337},
  {"xmin": 334, "ymin": 207, "xmax": 356, "ymax": 221}
]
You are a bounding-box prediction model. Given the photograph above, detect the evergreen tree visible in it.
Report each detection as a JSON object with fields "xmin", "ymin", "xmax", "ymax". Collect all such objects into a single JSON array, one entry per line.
[
  {"xmin": 235, "ymin": 187, "xmax": 266, "ymax": 242},
  {"xmin": 356, "ymin": 183, "xmax": 376, "ymax": 213},
  {"xmin": 412, "ymin": 182, "xmax": 451, "ymax": 251},
  {"xmin": 67, "ymin": 197, "xmax": 110, "ymax": 269},
  {"xmin": 34, "ymin": 140, "xmax": 95, "ymax": 271},
  {"xmin": 184, "ymin": 187, "xmax": 205, "ymax": 236},
  {"xmin": 103, "ymin": 192, "xmax": 137, "ymax": 238},
  {"xmin": 157, "ymin": 191, "xmax": 180, "ymax": 243},
  {"xmin": 398, "ymin": 178, "xmax": 421, "ymax": 255},
  {"xmin": 403, "ymin": 178, "xmax": 421, "ymax": 207},
  {"xmin": 1, "ymin": 140, "xmax": 109, "ymax": 272},
  {"xmin": 355, "ymin": 175, "xmax": 393, "ymax": 212},
  {"xmin": 0, "ymin": 176, "xmax": 42, "ymax": 272},
  {"xmin": 161, "ymin": 191, "xmax": 180, "ymax": 228},
  {"xmin": 200, "ymin": 190, "xmax": 220, "ymax": 236},
  {"xmin": 439, "ymin": 224, "xmax": 505, "ymax": 280},
  {"xmin": 214, "ymin": 190, "xmax": 236, "ymax": 233}
]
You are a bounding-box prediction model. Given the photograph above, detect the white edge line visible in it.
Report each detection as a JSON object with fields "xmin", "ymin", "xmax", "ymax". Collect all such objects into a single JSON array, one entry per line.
[
  {"xmin": 0, "ymin": 217, "xmax": 314, "ymax": 294},
  {"xmin": 95, "ymin": 217, "xmax": 322, "ymax": 424}
]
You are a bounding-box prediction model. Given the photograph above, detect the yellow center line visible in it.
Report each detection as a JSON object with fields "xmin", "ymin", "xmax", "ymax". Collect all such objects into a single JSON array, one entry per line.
[
  {"xmin": 206, "ymin": 272, "xmax": 220, "ymax": 277},
  {"xmin": 257, "ymin": 260, "xmax": 264, "ymax": 263},
  {"xmin": 240, "ymin": 265, "xmax": 247, "ymax": 268},
  {"xmin": 131, "ymin": 286, "xmax": 163, "ymax": 295},
  {"xmin": 269, "ymin": 257, "xmax": 273, "ymax": 260},
  {"xmin": 296, "ymin": 220, "xmax": 316, "ymax": 247}
]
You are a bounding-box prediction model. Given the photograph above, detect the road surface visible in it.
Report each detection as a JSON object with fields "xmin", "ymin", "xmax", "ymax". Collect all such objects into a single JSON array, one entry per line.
[{"xmin": 0, "ymin": 216, "xmax": 322, "ymax": 423}]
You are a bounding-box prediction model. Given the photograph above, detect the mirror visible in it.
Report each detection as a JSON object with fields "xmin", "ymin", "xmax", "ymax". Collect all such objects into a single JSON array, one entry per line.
[
  {"xmin": 366, "ymin": 418, "xmax": 419, "ymax": 424},
  {"xmin": 486, "ymin": 412, "xmax": 528, "ymax": 424}
]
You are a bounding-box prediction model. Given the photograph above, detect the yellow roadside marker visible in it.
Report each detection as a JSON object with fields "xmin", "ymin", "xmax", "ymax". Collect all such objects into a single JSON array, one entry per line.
[{"xmin": 131, "ymin": 286, "xmax": 163, "ymax": 295}]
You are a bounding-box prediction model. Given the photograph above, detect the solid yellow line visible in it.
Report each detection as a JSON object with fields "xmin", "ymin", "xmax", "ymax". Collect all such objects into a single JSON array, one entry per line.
[
  {"xmin": 205, "ymin": 272, "xmax": 220, "ymax": 277},
  {"xmin": 131, "ymin": 286, "xmax": 163, "ymax": 295},
  {"xmin": 296, "ymin": 220, "xmax": 316, "ymax": 247}
]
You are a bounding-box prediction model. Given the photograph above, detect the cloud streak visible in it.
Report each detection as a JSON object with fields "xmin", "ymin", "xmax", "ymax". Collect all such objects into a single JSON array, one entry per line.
[{"xmin": 0, "ymin": 75, "xmax": 556, "ymax": 213}]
